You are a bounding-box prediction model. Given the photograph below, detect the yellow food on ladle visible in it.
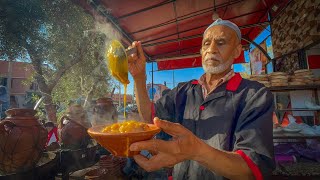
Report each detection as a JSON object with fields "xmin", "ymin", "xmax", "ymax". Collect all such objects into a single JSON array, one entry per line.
[
  {"xmin": 106, "ymin": 40, "xmax": 130, "ymax": 118},
  {"xmin": 106, "ymin": 40, "xmax": 130, "ymax": 84}
]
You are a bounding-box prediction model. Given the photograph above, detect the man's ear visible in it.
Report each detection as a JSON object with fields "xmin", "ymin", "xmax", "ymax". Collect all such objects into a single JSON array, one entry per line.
[{"xmin": 233, "ymin": 44, "xmax": 242, "ymax": 59}]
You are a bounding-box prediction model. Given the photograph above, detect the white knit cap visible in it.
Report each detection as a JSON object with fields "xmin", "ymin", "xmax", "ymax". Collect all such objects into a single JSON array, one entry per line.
[{"xmin": 204, "ymin": 18, "xmax": 241, "ymax": 40}]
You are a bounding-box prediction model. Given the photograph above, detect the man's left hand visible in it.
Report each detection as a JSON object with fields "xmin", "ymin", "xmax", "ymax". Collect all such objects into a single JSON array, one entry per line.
[{"xmin": 129, "ymin": 117, "xmax": 204, "ymax": 172}]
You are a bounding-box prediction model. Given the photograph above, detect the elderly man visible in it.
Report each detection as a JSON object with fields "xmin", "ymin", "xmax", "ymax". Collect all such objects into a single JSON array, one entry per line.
[{"xmin": 128, "ymin": 19, "xmax": 275, "ymax": 180}]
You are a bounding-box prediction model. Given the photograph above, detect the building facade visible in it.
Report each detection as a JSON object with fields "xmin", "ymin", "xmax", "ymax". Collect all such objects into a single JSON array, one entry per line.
[{"xmin": 0, "ymin": 60, "xmax": 39, "ymax": 109}]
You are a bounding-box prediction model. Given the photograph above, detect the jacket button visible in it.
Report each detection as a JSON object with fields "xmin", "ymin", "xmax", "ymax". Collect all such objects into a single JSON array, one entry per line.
[{"xmin": 199, "ymin": 105, "xmax": 205, "ymax": 111}]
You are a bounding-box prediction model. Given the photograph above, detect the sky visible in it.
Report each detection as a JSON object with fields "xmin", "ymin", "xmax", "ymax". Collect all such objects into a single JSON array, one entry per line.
[{"xmin": 116, "ymin": 26, "xmax": 274, "ymax": 96}]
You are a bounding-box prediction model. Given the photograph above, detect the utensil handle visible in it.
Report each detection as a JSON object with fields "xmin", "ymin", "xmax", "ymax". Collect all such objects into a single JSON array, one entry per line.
[
  {"xmin": 34, "ymin": 96, "xmax": 45, "ymax": 110},
  {"xmin": 126, "ymin": 47, "xmax": 137, "ymax": 56}
]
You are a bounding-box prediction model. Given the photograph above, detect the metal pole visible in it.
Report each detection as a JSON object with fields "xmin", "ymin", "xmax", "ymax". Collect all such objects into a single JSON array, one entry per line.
[
  {"xmin": 268, "ymin": 10, "xmax": 276, "ymax": 73},
  {"xmin": 151, "ymin": 61, "xmax": 154, "ymax": 102},
  {"xmin": 173, "ymin": 70, "xmax": 175, "ymax": 87}
]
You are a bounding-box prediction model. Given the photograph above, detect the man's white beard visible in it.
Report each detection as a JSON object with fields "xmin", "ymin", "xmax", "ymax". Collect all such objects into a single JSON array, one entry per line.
[{"xmin": 202, "ymin": 57, "xmax": 234, "ymax": 74}]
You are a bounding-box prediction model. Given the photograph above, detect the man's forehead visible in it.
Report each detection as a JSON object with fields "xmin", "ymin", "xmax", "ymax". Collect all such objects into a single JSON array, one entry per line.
[{"xmin": 203, "ymin": 25, "xmax": 238, "ymax": 40}]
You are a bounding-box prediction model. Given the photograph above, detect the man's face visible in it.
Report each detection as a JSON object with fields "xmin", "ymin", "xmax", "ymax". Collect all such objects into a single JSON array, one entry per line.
[{"xmin": 200, "ymin": 25, "xmax": 242, "ymax": 74}]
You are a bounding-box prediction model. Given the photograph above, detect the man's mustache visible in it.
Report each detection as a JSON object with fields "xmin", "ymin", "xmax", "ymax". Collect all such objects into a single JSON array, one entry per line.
[{"xmin": 204, "ymin": 54, "xmax": 222, "ymax": 62}]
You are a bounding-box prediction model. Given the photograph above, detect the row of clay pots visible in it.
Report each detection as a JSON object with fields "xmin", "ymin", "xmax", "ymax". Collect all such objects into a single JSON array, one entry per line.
[{"xmin": 0, "ymin": 97, "xmax": 118, "ymax": 175}]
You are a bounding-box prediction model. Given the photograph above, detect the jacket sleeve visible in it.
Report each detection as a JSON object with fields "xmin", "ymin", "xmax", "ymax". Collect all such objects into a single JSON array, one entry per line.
[
  {"xmin": 154, "ymin": 82, "xmax": 190, "ymax": 140},
  {"xmin": 233, "ymin": 86, "xmax": 275, "ymax": 179},
  {"xmin": 153, "ymin": 86, "xmax": 177, "ymax": 141},
  {"xmin": 154, "ymin": 89, "xmax": 176, "ymax": 123},
  {"xmin": 154, "ymin": 81, "xmax": 191, "ymax": 122}
]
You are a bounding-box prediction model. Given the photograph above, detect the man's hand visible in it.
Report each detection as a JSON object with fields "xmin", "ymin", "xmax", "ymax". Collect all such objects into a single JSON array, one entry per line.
[
  {"xmin": 127, "ymin": 41, "xmax": 151, "ymax": 122},
  {"xmin": 127, "ymin": 41, "xmax": 146, "ymax": 79},
  {"xmin": 129, "ymin": 117, "xmax": 204, "ymax": 172}
]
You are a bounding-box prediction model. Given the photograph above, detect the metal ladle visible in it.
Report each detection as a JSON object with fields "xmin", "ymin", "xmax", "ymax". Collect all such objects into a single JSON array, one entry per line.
[{"xmin": 106, "ymin": 39, "xmax": 136, "ymax": 85}]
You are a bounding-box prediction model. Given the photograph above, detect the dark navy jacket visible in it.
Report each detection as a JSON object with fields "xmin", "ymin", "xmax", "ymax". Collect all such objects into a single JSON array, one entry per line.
[{"xmin": 155, "ymin": 74, "xmax": 275, "ymax": 180}]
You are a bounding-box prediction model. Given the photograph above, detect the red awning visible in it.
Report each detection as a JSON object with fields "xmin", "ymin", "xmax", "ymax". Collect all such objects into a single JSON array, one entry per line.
[{"xmin": 75, "ymin": 0, "xmax": 290, "ymax": 70}]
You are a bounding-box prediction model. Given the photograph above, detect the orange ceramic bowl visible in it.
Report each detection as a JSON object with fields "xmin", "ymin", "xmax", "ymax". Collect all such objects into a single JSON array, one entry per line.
[{"xmin": 87, "ymin": 123, "xmax": 161, "ymax": 157}]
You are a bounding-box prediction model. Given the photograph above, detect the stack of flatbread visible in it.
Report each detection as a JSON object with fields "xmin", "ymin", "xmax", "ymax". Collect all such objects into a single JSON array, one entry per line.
[
  {"xmin": 249, "ymin": 74, "xmax": 270, "ymax": 87},
  {"xmin": 289, "ymin": 69, "xmax": 314, "ymax": 86},
  {"xmin": 269, "ymin": 72, "xmax": 289, "ymax": 86}
]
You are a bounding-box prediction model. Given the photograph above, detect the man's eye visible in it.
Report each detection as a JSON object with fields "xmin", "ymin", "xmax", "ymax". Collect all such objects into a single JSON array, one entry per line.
[
  {"xmin": 203, "ymin": 42, "xmax": 210, "ymax": 46},
  {"xmin": 217, "ymin": 41, "xmax": 224, "ymax": 45}
]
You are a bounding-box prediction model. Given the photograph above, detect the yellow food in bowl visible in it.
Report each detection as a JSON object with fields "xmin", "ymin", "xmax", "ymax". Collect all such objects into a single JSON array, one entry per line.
[{"xmin": 102, "ymin": 120, "xmax": 151, "ymax": 133}]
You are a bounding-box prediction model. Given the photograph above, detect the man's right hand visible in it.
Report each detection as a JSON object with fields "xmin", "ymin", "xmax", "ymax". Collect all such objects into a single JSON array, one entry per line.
[
  {"xmin": 128, "ymin": 41, "xmax": 146, "ymax": 80},
  {"xmin": 127, "ymin": 41, "xmax": 151, "ymax": 123},
  {"xmin": 129, "ymin": 117, "xmax": 205, "ymax": 172}
]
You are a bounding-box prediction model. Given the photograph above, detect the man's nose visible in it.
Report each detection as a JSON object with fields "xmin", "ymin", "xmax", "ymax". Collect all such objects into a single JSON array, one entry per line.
[{"xmin": 207, "ymin": 42, "xmax": 218, "ymax": 54}]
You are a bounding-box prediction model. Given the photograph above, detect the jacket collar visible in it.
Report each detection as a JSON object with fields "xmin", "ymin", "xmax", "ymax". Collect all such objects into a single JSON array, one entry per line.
[
  {"xmin": 191, "ymin": 73, "xmax": 242, "ymax": 92},
  {"xmin": 191, "ymin": 73, "xmax": 243, "ymax": 104},
  {"xmin": 226, "ymin": 73, "xmax": 242, "ymax": 92}
]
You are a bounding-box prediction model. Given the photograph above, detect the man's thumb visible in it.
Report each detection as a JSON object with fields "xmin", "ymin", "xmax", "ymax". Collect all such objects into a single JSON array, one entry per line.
[{"xmin": 153, "ymin": 117, "xmax": 186, "ymax": 136}]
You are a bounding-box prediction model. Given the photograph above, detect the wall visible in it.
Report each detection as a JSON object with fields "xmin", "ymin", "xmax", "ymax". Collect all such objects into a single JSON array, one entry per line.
[
  {"xmin": 0, "ymin": 60, "xmax": 35, "ymax": 95},
  {"xmin": 0, "ymin": 60, "xmax": 37, "ymax": 108},
  {"xmin": 0, "ymin": 61, "xmax": 34, "ymax": 78},
  {"xmin": 271, "ymin": 0, "xmax": 320, "ymax": 73},
  {"xmin": 10, "ymin": 78, "xmax": 29, "ymax": 95}
]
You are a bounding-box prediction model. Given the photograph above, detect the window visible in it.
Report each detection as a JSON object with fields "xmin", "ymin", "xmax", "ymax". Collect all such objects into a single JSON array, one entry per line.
[
  {"xmin": 0, "ymin": 77, "xmax": 8, "ymax": 87},
  {"xmin": 30, "ymin": 82, "xmax": 39, "ymax": 91}
]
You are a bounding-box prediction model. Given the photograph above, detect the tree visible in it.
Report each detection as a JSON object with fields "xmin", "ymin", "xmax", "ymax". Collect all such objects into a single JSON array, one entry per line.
[
  {"xmin": 52, "ymin": 34, "xmax": 114, "ymax": 109},
  {"xmin": 0, "ymin": 0, "xmax": 115, "ymax": 122}
]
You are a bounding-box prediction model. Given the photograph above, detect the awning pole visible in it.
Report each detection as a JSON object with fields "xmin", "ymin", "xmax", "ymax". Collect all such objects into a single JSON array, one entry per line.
[
  {"xmin": 173, "ymin": 70, "xmax": 175, "ymax": 87},
  {"xmin": 151, "ymin": 61, "xmax": 154, "ymax": 102}
]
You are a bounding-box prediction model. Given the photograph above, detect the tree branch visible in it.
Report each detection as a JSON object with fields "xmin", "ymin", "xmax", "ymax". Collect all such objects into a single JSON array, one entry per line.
[
  {"xmin": 48, "ymin": 41, "xmax": 89, "ymax": 91},
  {"xmin": 80, "ymin": 76, "xmax": 84, "ymax": 93},
  {"xmin": 83, "ymin": 77, "xmax": 101, "ymax": 108},
  {"xmin": 26, "ymin": 44, "xmax": 50, "ymax": 93}
]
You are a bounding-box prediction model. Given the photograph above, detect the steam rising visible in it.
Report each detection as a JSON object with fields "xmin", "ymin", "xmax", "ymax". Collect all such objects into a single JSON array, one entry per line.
[{"xmin": 94, "ymin": 20, "xmax": 121, "ymax": 42}]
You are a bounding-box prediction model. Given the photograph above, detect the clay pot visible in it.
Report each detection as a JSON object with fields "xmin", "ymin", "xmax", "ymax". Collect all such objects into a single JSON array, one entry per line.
[
  {"xmin": 0, "ymin": 108, "xmax": 47, "ymax": 174},
  {"xmin": 92, "ymin": 98, "xmax": 118, "ymax": 126},
  {"xmin": 65, "ymin": 104, "xmax": 91, "ymax": 128},
  {"xmin": 59, "ymin": 105, "xmax": 91, "ymax": 149}
]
